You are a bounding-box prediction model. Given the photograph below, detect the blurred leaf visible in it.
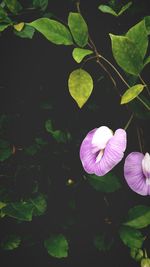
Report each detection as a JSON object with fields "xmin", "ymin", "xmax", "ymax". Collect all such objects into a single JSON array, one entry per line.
[
  {"xmin": 98, "ymin": 5, "xmax": 117, "ymax": 16},
  {"xmin": 141, "ymin": 258, "xmax": 150, "ymax": 267},
  {"xmin": 68, "ymin": 68, "xmax": 93, "ymax": 108},
  {"xmin": 35, "ymin": 137, "xmax": 48, "ymax": 145},
  {"xmin": 87, "ymin": 172, "xmax": 121, "ymax": 193},
  {"xmin": 29, "ymin": 18, "xmax": 73, "ymax": 45},
  {"xmin": 0, "ymin": 22, "xmax": 10, "ymax": 31},
  {"xmin": 44, "ymin": 234, "xmax": 69, "ymax": 258},
  {"xmin": 32, "ymin": 0, "xmax": 48, "ymax": 11},
  {"xmin": 110, "ymin": 34, "xmax": 143, "ymax": 75},
  {"xmin": 124, "ymin": 205, "xmax": 150, "ymax": 229},
  {"xmin": 29, "ymin": 194, "xmax": 47, "ymax": 216},
  {"xmin": 121, "ymin": 84, "xmax": 144, "ymax": 104},
  {"xmin": 145, "ymin": 16, "xmax": 150, "ymax": 35},
  {"xmin": 0, "ymin": 201, "xmax": 7, "ymax": 209},
  {"xmin": 94, "ymin": 232, "xmax": 114, "ymax": 251},
  {"xmin": 72, "ymin": 48, "xmax": 93, "ymax": 63},
  {"xmin": 0, "ymin": 139, "xmax": 12, "ymax": 162},
  {"xmin": 0, "ymin": 5, "xmax": 7, "ymax": 19},
  {"xmin": 68, "ymin": 12, "xmax": 88, "ymax": 47},
  {"xmin": 40, "ymin": 101, "xmax": 53, "ymax": 110},
  {"xmin": 14, "ymin": 24, "xmax": 35, "ymax": 39},
  {"xmin": 119, "ymin": 226, "xmax": 145, "ymax": 249},
  {"xmin": 130, "ymin": 248, "xmax": 144, "ymax": 262},
  {"xmin": 98, "ymin": 2, "xmax": 132, "ymax": 17},
  {"xmin": 24, "ymin": 144, "xmax": 40, "ymax": 156},
  {"xmin": 144, "ymin": 56, "xmax": 150, "ymax": 67},
  {"xmin": 4, "ymin": 0, "xmax": 22, "ymax": 14},
  {"xmin": 1, "ymin": 234, "xmax": 21, "ymax": 250},
  {"xmin": 2, "ymin": 201, "xmax": 33, "ymax": 221},
  {"xmin": 13, "ymin": 22, "xmax": 24, "ymax": 31},
  {"xmin": 45, "ymin": 119, "xmax": 71, "ymax": 143},
  {"xmin": 118, "ymin": 2, "xmax": 132, "ymax": 16},
  {"xmin": 128, "ymin": 95, "xmax": 150, "ymax": 119},
  {"xmin": 126, "ymin": 20, "xmax": 148, "ymax": 59}
]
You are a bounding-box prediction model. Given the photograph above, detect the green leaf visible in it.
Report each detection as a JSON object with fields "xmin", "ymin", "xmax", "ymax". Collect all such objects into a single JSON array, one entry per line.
[
  {"xmin": 110, "ymin": 34, "xmax": 143, "ymax": 75},
  {"xmin": 145, "ymin": 16, "xmax": 150, "ymax": 35},
  {"xmin": 0, "ymin": 139, "xmax": 12, "ymax": 162},
  {"xmin": 2, "ymin": 201, "xmax": 33, "ymax": 221},
  {"xmin": 128, "ymin": 95, "xmax": 150, "ymax": 119},
  {"xmin": 126, "ymin": 20, "xmax": 148, "ymax": 59},
  {"xmin": 119, "ymin": 226, "xmax": 145, "ymax": 249},
  {"xmin": 35, "ymin": 137, "xmax": 48, "ymax": 145},
  {"xmin": 121, "ymin": 84, "xmax": 144, "ymax": 104},
  {"xmin": 72, "ymin": 48, "xmax": 93, "ymax": 63},
  {"xmin": 32, "ymin": 0, "xmax": 48, "ymax": 11},
  {"xmin": 98, "ymin": 5, "xmax": 117, "ymax": 16},
  {"xmin": 68, "ymin": 12, "xmax": 88, "ymax": 47},
  {"xmin": 0, "ymin": 22, "xmax": 10, "ymax": 31},
  {"xmin": 29, "ymin": 18, "xmax": 73, "ymax": 45},
  {"xmin": 144, "ymin": 56, "xmax": 150, "ymax": 67},
  {"xmin": 44, "ymin": 234, "xmax": 69, "ymax": 258},
  {"xmin": 0, "ymin": 6, "xmax": 8, "ymax": 19},
  {"xmin": 45, "ymin": 119, "xmax": 71, "ymax": 143},
  {"xmin": 29, "ymin": 194, "xmax": 47, "ymax": 216},
  {"xmin": 14, "ymin": 24, "xmax": 35, "ymax": 39},
  {"xmin": 94, "ymin": 233, "xmax": 114, "ymax": 251},
  {"xmin": 130, "ymin": 248, "xmax": 144, "ymax": 262},
  {"xmin": 141, "ymin": 258, "xmax": 150, "ymax": 267},
  {"xmin": 87, "ymin": 172, "xmax": 121, "ymax": 193},
  {"xmin": 118, "ymin": 2, "xmax": 132, "ymax": 16},
  {"xmin": 1, "ymin": 234, "xmax": 21, "ymax": 250},
  {"xmin": 4, "ymin": 0, "xmax": 22, "ymax": 15},
  {"xmin": 124, "ymin": 205, "xmax": 150, "ymax": 229},
  {"xmin": 68, "ymin": 68, "xmax": 93, "ymax": 108},
  {"xmin": 45, "ymin": 119, "xmax": 53, "ymax": 133},
  {"xmin": 24, "ymin": 144, "xmax": 40, "ymax": 156}
]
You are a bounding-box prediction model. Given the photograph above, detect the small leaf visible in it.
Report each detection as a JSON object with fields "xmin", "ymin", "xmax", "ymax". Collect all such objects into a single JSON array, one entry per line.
[
  {"xmin": 4, "ymin": 0, "xmax": 22, "ymax": 15},
  {"xmin": 0, "ymin": 6, "xmax": 8, "ymax": 19},
  {"xmin": 45, "ymin": 120, "xmax": 71, "ymax": 143},
  {"xmin": 2, "ymin": 202, "xmax": 33, "ymax": 221},
  {"xmin": 0, "ymin": 22, "xmax": 10, "ymax": 32},
  {"xmin": 144, "ymin": 56, "xmax": 150, "ymax": 67},
  {"xmin": 14, "ymin": 24, "xmax": 35, "ymax": 39},
  {"xmin": 1, "ymin": 235, "xmax": 21, "ymax": 250},
  {"xmin": 130, "ymin": 248, "xmax": 144, "ymax": 262},
  {"xmin": 29, "ymin": 194, "xmax": 47, "ymax": 216},
  {"xmin": 29, "ymin": 18, "xmax": 73, "ymax": 45},
  {"xmin": 44, "ymin": 234, "xmax": 69, "ymax": 258},
  {"xmin": 68, "ymin": 12, "xmax": 88, "ymax": 47},
  {"xmin": 145, "ymin": 16, "xmax": 150, "ymax": 35},
  {"xmin": 45, "ymin": 119, "xmax": 53, "ymax": 133},
  {"xmin": 126, "ymin": 20, "xmax": 148, "ymax": 59},
  {"xmin": 24, "ymin": 144, "xmax": 40, "ymax": 156},
  {"xmin": 32, "ymin": 0, "xmax": 48, "ymax": 11},
  {"xmin": 0, "ymin": 202, "xmax": 7, "ymax": 209},
  {"xmin": 121, "ymin": 84, "xmax": 144, "ymax": 104},
  {"xmin": 94, "ymin": 232, "xmax": 114, "ymax": 251},
  {"xmin": 72, "ymin": 48, "xmax": 93, "ymax": 63},
  {"xmin": 87, "ymin": 172, "xmax": 121, "ymax": 193},
  {"xmin": 124, "ymin": 205, "xmax": 150, "ymax": 229},
  {"xmin": 119, "ymin": 226, "xmax": 145, "ymax": 249},
  {"xmin": 98, "ymin": 5, "xmax": 117, "ymax": 16},
  {"xmin": 118, "ymin": 2, "xmax": 132, "ymax": 16},
  {"xmin": 14, "ymin": 22, "xmax": 24, "ymax": 31},
  {"xmin": 68, "ymin": 68, "xmax": 93, "ymax": 108},
  {"xmin": 0, "ymin": 139, "xmax": 12, "ymax": 162},
  {"xmin": 110, "ymin": 34, "xmax": 143, "ymax": 75}
]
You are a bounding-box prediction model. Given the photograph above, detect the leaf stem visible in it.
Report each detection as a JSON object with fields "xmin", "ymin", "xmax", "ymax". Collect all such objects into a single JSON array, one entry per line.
[
  {"xmin": 137, "ymin": 96, "xmax": 150, "ymax": 111},
  {"xmin": 124, "ymin": 113, "xmax": 134, "ymax": 130},
  {"xmin": 139, "ymin": 75, "xmax": 150, "ymax": 96}
]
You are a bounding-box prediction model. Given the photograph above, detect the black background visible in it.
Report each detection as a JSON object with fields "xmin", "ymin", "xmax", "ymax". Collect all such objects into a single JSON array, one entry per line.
[{"xmin": 0, "ymin": 0, "xmax": 150, "ymax": 266}]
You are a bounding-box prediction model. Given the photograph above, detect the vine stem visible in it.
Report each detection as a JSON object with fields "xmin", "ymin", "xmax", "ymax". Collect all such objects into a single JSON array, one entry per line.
[
  {"xmin": 124, "ymin": 113, "xmax": 134, "ymax": 130},
  {"xmin": 139, "ymin": 75, "xmax": 150, "ymax": 96},
  {"xmin": 137, "ymin": 127, "xmax": 143, "ymax": 153}
]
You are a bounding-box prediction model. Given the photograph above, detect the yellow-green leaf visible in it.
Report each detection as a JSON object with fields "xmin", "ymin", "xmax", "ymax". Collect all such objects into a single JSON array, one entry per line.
[
  {"xmin": 14, "ymin": 22, "xmax": 24, "ymax": 32},
  {"xmin": 72, "ymin": 48, "xmax": 93, "ymax": 63},
  {"xmin": 121, "ymin": 84, "xmax": 144, "ymax": 104},
  {"xmin": 68, "ymin": 68, "xmax": 93, "ymax": 108}
]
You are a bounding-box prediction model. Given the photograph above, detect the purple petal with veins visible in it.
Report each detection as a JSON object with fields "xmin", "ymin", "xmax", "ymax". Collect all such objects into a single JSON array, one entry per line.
[
  {"xmin": 80, "ymin": 126, "xmax": 127, "ymax": 176},
  {"xmin": 124, "ymin": 152, "xmax": 150, "ymax": 196}
]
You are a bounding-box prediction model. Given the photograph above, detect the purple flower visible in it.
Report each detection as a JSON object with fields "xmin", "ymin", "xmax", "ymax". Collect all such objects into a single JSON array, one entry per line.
[
  {"xmin": 124, "ymin": 152, "xmax": 150, "ymax": 196},
  {"xmin": 80, "ymin": 126, "xmax": 127, "ymax": 176}
]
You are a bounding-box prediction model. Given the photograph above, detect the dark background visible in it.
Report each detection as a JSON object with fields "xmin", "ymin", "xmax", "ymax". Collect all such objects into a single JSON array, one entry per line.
[{"xmin": 0, "ymin": 0, "xmax": 150, "ymax": 266}]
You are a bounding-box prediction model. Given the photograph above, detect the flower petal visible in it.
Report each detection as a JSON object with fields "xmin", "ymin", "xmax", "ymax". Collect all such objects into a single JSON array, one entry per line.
[
  {"xmin": 142, "ymin": 153, "xmax": 150, "ymax": 179},
  {"xmin": 91, "ymin": 126, "xmax": 113, "ymax": 150},
  {"xmin": 124, "ymin": 152, "xmax": 150, "ymax": 196},
  {"xmin": 80, "ymin": 128, "xmax": 97, "ymax": 174},
  {"xmin": 94, "ymin": 129, "xmax": 127, "ymax": 176}
]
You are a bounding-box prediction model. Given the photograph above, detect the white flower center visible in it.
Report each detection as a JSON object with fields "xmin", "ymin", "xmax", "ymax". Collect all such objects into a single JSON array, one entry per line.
[
  {"xmin": 142, "ymin": 152, "xmax": 150, "ymax": 179},
  {"xmin": 92, "ymin": 126, "xmax": 113, "ymax": 163}
]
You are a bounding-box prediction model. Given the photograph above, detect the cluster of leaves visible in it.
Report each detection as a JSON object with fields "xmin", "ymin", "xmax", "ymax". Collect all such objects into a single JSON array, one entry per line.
[{"xmin": 0, "ymin": 0, "xmax": 150, "ymax": 265}]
